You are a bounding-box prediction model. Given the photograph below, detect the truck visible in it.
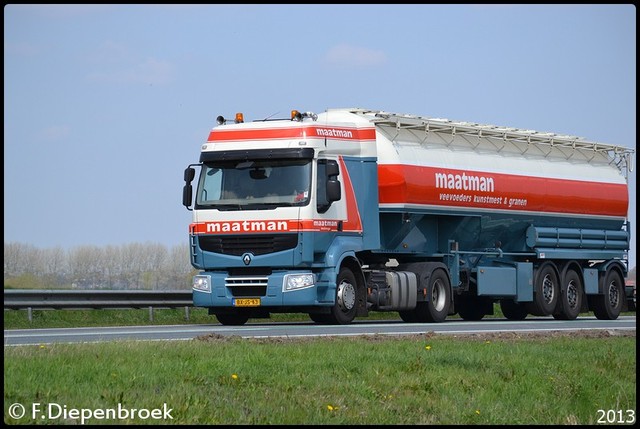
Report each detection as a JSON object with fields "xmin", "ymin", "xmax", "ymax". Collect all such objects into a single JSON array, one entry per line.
[{"xmin": 182, "ymin": 108, "xmax": 635, "ymax": 325}]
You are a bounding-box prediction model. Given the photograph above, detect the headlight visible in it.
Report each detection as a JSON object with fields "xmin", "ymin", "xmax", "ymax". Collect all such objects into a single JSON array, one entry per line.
[
  {"xmin": 283, "ymin": 273, "xmax": 315, "ymax": 291},
  {"xmin": 193, "ymin": 275, "xmax": 211, "ymax": 292}
]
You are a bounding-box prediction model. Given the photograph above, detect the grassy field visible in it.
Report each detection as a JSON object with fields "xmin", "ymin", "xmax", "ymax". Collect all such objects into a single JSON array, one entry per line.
[
  {"xmin": 4, "ymin": 332, "xmax": 636, "ymax": 425},
  {"xmin": 4, "ymin": 307, "xmax": 636, "ymax": 425}
]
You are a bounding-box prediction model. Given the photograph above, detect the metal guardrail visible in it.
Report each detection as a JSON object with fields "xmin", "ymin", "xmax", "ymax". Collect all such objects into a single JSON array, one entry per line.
[{"xmin": 4, "ymin": 289, "xmax": 194, "ymax": 322}]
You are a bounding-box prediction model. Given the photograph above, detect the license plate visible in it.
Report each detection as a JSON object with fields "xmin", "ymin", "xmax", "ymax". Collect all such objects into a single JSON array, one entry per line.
[{"xmin": 234, "ymin": 298, "xmax": 260, "ymax": 307}]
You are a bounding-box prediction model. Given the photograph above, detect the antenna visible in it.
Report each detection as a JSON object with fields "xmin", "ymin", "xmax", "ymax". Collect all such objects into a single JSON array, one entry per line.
[{"xmin": 261, "ymin": 111, "xmax": 280, "ymax": 121}]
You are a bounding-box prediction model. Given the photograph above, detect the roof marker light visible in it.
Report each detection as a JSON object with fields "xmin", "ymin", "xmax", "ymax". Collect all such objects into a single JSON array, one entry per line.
[
  {"xmin": 291, "ymin": 110, "xmax": 302, "ymax": 121},
  {"xmin": 291, "ymin": 110, "xmax": 318, "ymax": 121},
  {"xmin": 235, "ymin": 113, "xmax": 244, "ymax": 123}
]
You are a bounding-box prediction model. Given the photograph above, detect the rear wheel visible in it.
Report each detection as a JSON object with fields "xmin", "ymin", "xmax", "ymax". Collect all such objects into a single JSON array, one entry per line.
[
  {"xmin": 416, "ymin": 269, "xmax": 451, "ymax": 323},
  {"xmin": 553, "ymin": 268, "xmax": 583, "ymax": 320},
  {"xmin": 528, "ymin": 263, "xmax": 560, "ymax": 316},
  {"xmin": 592, "ymin": 269, "xmax": 624, "ymax": 320},
  {"xmin": 456, "ymin": 295, "xmax": 487, "ymax": 321},
  {"xmin": 500, "ymin": 299, "xmax": 528, "ymax": 320},
  {"xmin": 395, "ymin": 264, "xmax": 451, "ymax": 323}
]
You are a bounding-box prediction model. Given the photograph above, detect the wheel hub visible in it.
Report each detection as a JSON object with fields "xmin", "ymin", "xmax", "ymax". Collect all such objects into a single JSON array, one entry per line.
[{"xmin": 337, "ymin": 280, "xmax": 356, "ymax": 311}]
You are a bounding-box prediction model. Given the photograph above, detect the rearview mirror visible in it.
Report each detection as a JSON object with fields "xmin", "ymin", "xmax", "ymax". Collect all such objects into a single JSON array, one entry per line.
[{"xmin": 184, "ymin": 167, "xmax": 195, "ymax": 183}]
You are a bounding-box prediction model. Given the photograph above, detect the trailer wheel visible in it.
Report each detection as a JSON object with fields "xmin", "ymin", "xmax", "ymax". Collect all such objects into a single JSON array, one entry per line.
[
  {"xmin": 215, "ymin": 312, "xmax": 250, "ymax": 326},
  {"xmin": 528, "ymin": 263, "xmax": 560, "ymax": 316},
  {"xmin": 500, "ymin": 299, "xmax": 528, "ymax": 320},
  {"xmin": 324, "ymin": 267, "xmax": 358, "ymax": 325},
  {"xmin": 553, "ymin": 268, "xmax": 583, "ymax": 320},
  {"xmin": 592, "ymin": 269, "xmax": 624, "ymax": 320},
  {"xmin": 456, "ymin": 295, "xmax": 486, "ymax": 321}
]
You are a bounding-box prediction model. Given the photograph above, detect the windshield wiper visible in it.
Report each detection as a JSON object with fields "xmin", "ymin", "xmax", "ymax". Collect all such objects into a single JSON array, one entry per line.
[
  {"xmin": 207, "ymin": 203, "xmax": 243, "ymax": 211},
  {"xmin": 242, "ymin": 203, "xmax": 279, "ymax": 210}
]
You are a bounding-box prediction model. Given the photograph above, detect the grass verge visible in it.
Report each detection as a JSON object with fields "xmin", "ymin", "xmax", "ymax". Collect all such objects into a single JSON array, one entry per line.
[
  {"xmin": 5, "ymin": 305, "xmax": 634, "ymax": 330},
  {"xmin": 4, "ymin": 332, "xmax": 636, "ymax": 425}
]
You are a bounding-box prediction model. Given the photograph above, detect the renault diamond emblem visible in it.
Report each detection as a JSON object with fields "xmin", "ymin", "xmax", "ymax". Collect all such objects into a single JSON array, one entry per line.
[{"xmin": 242, "ymin": 253, "xmax": 253, "ymax": 265}]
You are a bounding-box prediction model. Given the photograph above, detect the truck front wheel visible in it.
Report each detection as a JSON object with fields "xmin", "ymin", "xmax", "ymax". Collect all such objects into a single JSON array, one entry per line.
[{"xmin": 324, "ymin": 267, "xmax": 358, "ymax": 325}]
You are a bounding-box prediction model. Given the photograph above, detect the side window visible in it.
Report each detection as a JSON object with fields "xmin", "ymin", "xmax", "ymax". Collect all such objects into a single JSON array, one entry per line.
[
  {"xmin": 199, "ymin": 167, "xmax": 222, "ymax": 203},
  {"xmin": 316, "ymin": 160, "xmax": 329, "ymax": 213},
  {"xmin": 316, "ymin": 159, "xmax": 341, "ymax": 213}
]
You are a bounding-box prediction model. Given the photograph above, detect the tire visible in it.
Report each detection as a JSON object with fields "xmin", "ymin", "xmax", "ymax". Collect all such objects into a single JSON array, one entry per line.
[
  {"xmin": 398, "ymin": 310, "xmax": 418, "ymax": 323},
  {"xmin": 528, "ymin": 263, "xmax": 560, "ymax": 316},
  {"xmin": 500, "ymin": 299, "xmax": 528, "ymax": 320},
  {"xmin": 456, "ymin": 295, "xmax": 486, "ymax": 321},
  {"xmin": 216, "ymin": 312, "xmax": 250, "ymax": 326},
  {"xmin": 308, "ymin": 312, "xmax": 330, "ymax": 324},
  {"xmin": 553, "ymin": 268, "xmax": 583, "ymax": 320},
  {"xmin": 416, "ymin": 268, "xmax": 451, "ymax": 323},
  {"xmin": 323, "ymin": 267, "xmax": 358, "ymax": 325},
  {"xmin": 395, "ymin": 264, "xmax": 451, "ymax": 323},
  {"xmin": 592, "ymin": 269, "xmax": 624, "ymax": 320}
]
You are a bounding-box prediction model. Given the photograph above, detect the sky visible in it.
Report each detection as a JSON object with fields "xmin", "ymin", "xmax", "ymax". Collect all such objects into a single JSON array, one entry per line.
[{"xmin": 4, "ymin": 4, "xmax": 637, "ymax": 269}]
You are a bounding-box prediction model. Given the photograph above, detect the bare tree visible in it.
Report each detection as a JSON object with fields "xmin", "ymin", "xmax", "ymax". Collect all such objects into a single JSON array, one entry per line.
[
  {"xmin": 163, "ymin": 243, "xmax": 196, "ymax": 290},
  {"xmin": 141, "ymin": 242, "xmax": 168, "ymax": 289},
  {"xmin": 67, "ymin": 245, "xmax": 105, "ymax": 289},
  {"xmin": 42, "ymin": 246, "xmax": 68, "ymax": 287},
  {"xmin": 4, "ymin": 242, "xmax": 37, "ymax": 279},
  {"xmin": 4, "ymin": 241, "xmax": 198, "ymax": 290},
  {"xmin": 103, "ymin": 245, "xmax": 122, "ymax": 289}
]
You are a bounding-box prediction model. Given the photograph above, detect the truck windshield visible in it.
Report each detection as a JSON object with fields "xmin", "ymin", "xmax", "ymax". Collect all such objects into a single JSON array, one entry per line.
[{"xmin": 195, "ymin": 158, "xmax": 311, "ymax": 210}]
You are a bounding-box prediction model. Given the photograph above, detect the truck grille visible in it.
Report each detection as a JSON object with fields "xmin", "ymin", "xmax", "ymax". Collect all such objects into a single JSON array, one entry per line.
[
  {"xmin": 198, "ymin": 233, "xmax": 298, "ymax": 256},
  {"xmin": 226, "ymin": 276, "xmax": 269, "ymax": 297}
]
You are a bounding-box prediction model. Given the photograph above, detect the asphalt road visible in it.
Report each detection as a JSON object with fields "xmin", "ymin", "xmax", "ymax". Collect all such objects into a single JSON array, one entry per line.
[{"xmin": 3, "ymin": 316, "xmax": 636, "ymax": 346}]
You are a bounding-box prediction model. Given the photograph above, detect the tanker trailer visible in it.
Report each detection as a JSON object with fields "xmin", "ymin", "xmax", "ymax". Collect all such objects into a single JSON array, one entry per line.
[{"xmin": 183, "ymin": 108, "xmax": 635, "ymax": 325}]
